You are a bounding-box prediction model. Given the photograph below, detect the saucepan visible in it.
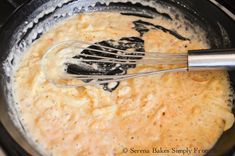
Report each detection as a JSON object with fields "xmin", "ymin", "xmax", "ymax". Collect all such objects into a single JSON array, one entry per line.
[{"xmin": 0, "ymin": 0, "xmax": 234, "ymax": 155}]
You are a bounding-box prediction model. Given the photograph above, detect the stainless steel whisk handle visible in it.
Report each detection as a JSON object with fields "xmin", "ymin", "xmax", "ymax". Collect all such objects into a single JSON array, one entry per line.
[{"xmin": 188, "ymin": 49, "xmax": 235, "ymax": 71}]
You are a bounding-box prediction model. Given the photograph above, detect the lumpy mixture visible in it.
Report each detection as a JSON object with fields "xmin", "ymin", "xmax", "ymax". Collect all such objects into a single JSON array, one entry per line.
[{"xmin": 13, "ymin": 12, "xmax": 234, "ymax": 156}]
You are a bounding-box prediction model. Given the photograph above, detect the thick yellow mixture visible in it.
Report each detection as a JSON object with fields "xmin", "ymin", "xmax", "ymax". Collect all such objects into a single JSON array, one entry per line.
[{"xmin": 14, "ymin": 12, "xmax": 234, "ymax": 156}]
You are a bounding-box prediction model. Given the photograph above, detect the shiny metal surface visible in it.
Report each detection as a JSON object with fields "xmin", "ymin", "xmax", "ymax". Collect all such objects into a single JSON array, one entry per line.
[
  {"xmin": 188, "ymin": 49, "xmax": 235, "ymax": 70},
  {"xmin": 43, "ymin": 43, "xmax": 235, "ymax": 87},
  {"xmin": 209, "ymin": 0, "xmax": 235, "ymax": 20}
]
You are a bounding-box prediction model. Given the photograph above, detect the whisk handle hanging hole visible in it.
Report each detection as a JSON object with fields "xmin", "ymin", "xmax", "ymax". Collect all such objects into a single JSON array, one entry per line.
[{"xmin": 188, "ymin": 48, "xmax": 235, "ymax": 71}]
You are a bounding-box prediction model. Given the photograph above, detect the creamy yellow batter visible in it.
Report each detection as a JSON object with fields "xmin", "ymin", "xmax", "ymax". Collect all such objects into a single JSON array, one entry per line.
[{"xmin": 14, "ymin": 12, "xmax": 234, "ymax": 156}]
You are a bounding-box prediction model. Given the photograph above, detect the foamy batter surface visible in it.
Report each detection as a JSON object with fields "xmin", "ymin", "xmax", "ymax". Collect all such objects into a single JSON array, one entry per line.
[{"xmin": 14, "ymin": 12, "xmax": 234, "ymax": 156}]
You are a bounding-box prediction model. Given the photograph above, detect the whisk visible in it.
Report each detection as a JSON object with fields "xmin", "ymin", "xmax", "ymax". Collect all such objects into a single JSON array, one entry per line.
[{"xmin": 41, "ymin": 40, "xmax": 235, "ymax": 88}]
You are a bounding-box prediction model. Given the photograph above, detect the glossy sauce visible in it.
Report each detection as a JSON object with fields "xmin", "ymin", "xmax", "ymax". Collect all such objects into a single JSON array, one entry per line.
[{"xmin": 13, "ymin": 12, "xmax": 234, "ymax": 156}]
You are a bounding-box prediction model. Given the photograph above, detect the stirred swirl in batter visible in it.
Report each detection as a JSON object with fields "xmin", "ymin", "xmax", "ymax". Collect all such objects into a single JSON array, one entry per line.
[{"xmin": 13, "ymin": 12, "xmax": 234, "ymax": 156}]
